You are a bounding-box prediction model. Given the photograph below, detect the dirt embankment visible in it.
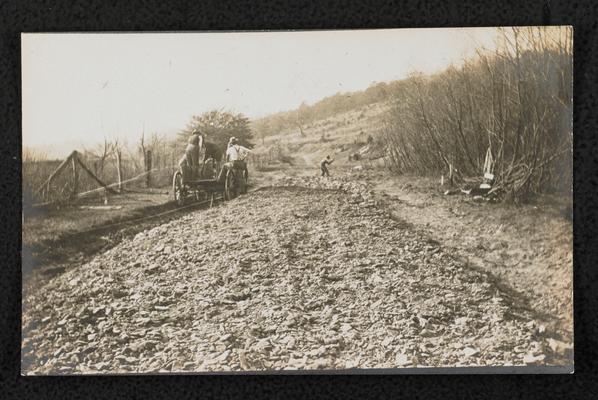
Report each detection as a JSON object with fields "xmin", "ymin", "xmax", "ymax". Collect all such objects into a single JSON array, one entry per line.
[{"xmin": 22, "ymin": 175, "xmax": 571, "ymax": 374}]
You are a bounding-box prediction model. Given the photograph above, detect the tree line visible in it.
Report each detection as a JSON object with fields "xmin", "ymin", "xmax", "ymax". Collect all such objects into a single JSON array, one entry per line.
[{"xmin": 251, "ymin": 82, "xmax": 394, "ymax": 140}]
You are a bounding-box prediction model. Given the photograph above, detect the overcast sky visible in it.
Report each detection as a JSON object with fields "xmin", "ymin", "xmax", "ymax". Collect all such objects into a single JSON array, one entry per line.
[{"xmin": 22, "ymin": 28, "xmax": 500, "ymax": 157}]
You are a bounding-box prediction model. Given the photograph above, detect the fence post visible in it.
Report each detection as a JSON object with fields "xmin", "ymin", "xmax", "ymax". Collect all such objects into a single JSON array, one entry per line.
[
  {"xmin": 116, "ymin": 149, "xmax": 123, "ymax": 192},
  {"xmin": 145, "ymin": 150, "xmax": 152, "ymax": 188}
]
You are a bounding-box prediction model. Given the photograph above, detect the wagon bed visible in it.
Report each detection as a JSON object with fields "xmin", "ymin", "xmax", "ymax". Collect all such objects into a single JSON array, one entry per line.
[{"xmin": 187, "ymin": 178, "xmax": 224, "ymax": 190}]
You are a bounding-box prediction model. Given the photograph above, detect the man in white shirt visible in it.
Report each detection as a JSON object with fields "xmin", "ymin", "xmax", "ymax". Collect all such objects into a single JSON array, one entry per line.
[
  {"xmin": 226, "ymin": 138, "xmax": 251, "ymax": 162},
  {"xmin": 224, "ymin": 137, "xmax": 251, "ymax": 194}
]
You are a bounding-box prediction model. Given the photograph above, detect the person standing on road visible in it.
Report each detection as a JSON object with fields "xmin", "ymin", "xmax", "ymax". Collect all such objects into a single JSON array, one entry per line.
[{"xmin": 320, "ymin": 155, "xmax": 334, "ymax": 177}]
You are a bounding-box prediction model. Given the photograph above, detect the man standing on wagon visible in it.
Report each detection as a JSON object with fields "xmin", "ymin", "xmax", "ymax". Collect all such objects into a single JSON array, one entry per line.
[{"xmin": 184, "ymin": 128, "xmax": 204, "ymax": 179}]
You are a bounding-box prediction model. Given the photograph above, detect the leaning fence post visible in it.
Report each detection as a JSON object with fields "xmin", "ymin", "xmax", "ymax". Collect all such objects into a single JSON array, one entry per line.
[{"xmin": 71, "ymin": 154, "xmax": 78, "ymax": 198}]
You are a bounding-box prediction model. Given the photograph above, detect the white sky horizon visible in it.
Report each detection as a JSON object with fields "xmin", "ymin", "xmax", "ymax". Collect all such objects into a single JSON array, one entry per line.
[{"xmin": 22, "ymin": 28, "xmax": 502, "ymax": 158}]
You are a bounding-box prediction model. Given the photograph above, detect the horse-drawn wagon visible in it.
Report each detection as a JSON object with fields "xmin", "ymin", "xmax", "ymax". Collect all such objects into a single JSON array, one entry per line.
[{"xmin": 172, "ymin": 156, "xmax": 248, "ymax": 206}]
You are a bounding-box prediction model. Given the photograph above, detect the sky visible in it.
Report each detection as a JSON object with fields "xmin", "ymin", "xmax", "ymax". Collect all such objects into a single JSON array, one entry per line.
[{"xmin": 22, "ymin": 28, "xmax": 500, "ymax": 158}]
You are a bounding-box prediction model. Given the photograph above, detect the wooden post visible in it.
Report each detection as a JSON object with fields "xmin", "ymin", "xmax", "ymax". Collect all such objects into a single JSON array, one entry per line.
[
  {"xmin": 35, "ymin": 150, "xmax": 76, "ymax": 198},
  {"xmin": 71, "ymin": 155, "xmax": 78, "ymax": 198},
  {"xmin": 116, "ymin": 148, "xmax": 123, "ymax": 192},
  {"xmin": 74, "ymin": 155, "xmax": 118, "ymax": 194},
  {"xmin": 145, "ymin": 150, "xmax": 152, "ymax": 188}
]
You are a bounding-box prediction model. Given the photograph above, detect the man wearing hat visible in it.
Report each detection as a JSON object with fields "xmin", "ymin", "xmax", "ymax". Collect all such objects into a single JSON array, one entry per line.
[
  {"xmin": 226, "ymin": 137, "xmax": 251, "ymax": 162},
  {"xmin": 227, "ymin": 136, "xmax": 236, "ymax": 149},
  {"xmin": 225, "ymin": 137, "xmax": 252, "ymax": 193}
]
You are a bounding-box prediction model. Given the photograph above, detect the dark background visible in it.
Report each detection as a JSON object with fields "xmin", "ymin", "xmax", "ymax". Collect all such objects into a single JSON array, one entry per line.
[{"xmin": 1, "ymin": 0, "xmax": 597, "ymax": 398}]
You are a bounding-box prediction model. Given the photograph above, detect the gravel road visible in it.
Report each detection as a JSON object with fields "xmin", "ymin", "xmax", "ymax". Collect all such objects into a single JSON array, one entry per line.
[{"xmin": 22, "ymin": 177, "xmax": 561, "ymax": 374}]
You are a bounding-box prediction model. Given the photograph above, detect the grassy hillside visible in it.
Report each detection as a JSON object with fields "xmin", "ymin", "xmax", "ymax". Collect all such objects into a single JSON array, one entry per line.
[
  {"xmin": 253, "ymin": 101, "xmax": 389, "ymax": 170},
  {"xmin": 251, "ymin": 27, "xmax": 572, "ymax": 203}
]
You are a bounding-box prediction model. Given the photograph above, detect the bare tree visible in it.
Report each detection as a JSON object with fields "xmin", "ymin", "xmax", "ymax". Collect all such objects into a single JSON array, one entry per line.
[
  {"xmin": 84, "ymin": 138, "xmax": 115, "ymax": 179},
  {"xmin": 381, "ymin": 26, "xmax": 572, "ymax": 202}
]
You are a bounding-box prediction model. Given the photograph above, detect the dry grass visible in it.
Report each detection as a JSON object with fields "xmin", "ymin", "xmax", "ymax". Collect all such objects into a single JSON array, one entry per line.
[
  {"xmin": 254, "ymin": 102, "xmax": 389, "ymax": 168},
  {"xmin": 23, "ymin": 191, "xmax": 171, "ymax": 250}
]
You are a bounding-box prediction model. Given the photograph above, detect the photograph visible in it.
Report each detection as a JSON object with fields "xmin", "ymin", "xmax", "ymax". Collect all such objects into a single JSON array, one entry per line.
[{"xmin": 21, "ymin": 27, "xmax": 573, "ymax": 374}]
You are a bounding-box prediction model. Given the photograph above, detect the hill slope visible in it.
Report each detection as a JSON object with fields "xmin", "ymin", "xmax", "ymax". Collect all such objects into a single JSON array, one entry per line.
[{"xmin": 253, "ymin": 101, "xmax": 389, "ymax": 170}]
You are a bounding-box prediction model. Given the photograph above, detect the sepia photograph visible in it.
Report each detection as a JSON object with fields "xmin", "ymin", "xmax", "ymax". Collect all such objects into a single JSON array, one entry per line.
[{"xmin": 21, "ymin": 27, "xmax": 573, "ymax": 374}]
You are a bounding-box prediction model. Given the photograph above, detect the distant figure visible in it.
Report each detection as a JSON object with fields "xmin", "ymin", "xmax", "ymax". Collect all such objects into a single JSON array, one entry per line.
[{"xmin": 320, "ymin": 155, "xmax": 334, "ymax": 177}]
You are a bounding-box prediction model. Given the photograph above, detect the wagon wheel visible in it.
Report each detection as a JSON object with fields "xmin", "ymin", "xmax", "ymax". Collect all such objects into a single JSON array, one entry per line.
[
  {"xmin": 172, "ymin": 170, "xmax": 186, "ymax": 206},
  {"xmin": 224, "ymin": 169, "xmax": 237, "ymax": 201}
]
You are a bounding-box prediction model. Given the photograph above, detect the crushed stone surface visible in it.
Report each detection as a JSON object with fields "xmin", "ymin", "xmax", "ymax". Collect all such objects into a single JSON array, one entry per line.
[{"xmin": 21, "ymin": 177, "xmax": 563, "ymax": 374}]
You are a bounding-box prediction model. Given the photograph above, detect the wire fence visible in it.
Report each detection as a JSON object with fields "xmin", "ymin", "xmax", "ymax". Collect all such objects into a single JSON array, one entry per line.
[{"xmin": 23, "ymin": 150, "xmax": 179, "ymax": 208}]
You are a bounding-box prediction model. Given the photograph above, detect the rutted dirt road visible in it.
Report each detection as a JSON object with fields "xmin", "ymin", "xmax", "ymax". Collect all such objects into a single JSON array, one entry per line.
[{"xmin": 22, "ymin": 176, "xmax": 571, "ymax": 374}]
